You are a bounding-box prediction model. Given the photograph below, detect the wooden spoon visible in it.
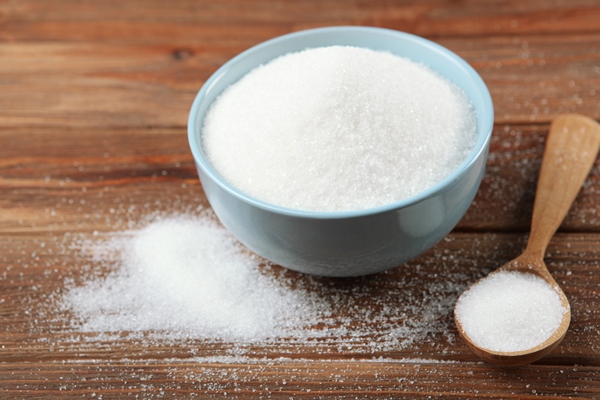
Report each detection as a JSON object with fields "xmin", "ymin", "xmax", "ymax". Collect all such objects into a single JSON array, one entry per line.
[{"xmin": 454, "ymin": 114, "xmax": 600, "ymax": 367}]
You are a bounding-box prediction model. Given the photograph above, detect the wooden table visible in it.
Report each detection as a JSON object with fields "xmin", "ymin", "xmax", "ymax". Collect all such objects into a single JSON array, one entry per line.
[{"xmin": 2, "ymin": 1, "xmax": 600, "ymax": 398}]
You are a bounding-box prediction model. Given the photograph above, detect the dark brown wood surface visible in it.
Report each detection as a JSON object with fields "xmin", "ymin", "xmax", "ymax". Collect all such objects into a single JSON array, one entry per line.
[{"xmin": 2, "ymin": 1, "xmax": 600, "ymax": 398}]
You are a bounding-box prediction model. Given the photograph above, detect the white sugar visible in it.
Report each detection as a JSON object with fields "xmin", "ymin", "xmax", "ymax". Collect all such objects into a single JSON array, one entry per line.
[
  {"xmin": 455, "ymin": 270, "xmax": 567, "ymax": 352},
  {"xmin": 203, "ymin": 45, "xmax": 477, "ymax": 212},
  {"xmin": 61, "ymin": 213, "xmax": 323, "ymax": 341},
  {"xmin": 55, "ymin": 211, "xmax": 461, "ymax": 351}
]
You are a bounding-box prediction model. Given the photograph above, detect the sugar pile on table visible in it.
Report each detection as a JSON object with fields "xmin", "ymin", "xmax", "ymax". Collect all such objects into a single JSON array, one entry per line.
[
  {"xmin": 203, "ymin": 45, "xmax": 477, "ymax": 212},
  {"xmin": 57, "ymin": 212, "xmax": 462, "ymax": 353},
  {"xmin": 60, "ymin": 213, "xmax": 325, "ymax": 341},
  {"xmin": 454, "ymin": 270, "xmax": 568, "ymax": 352}
]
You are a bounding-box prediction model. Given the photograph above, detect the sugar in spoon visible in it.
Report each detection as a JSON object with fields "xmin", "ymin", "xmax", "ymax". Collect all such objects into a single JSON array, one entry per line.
[{"xmin": 454, "ymin": 114, "xmax": 600, "ymax": 367}]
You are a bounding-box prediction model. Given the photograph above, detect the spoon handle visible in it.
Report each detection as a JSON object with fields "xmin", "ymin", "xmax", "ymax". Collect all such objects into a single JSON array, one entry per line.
[{"xmin": 526, "ymin": 114, "xmax": 600, "ymax": 258}]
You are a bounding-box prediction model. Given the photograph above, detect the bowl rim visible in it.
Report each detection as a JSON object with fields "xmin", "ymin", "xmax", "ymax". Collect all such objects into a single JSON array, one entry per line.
[{"xmin": 188, "ymin": 26, "xmax": 494, "ymax": 220}]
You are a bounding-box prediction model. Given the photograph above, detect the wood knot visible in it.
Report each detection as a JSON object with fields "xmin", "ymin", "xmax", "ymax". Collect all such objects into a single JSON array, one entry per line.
[{"xmin": 172, "ymin": 48, "xmax": 194, "ymax": 60}]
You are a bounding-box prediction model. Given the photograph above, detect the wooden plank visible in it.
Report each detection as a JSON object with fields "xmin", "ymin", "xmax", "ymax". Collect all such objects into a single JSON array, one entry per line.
[
  {"xmin": 2, "ymin": 231, "xmax": 600, "ymax": 361},
  {"xmin": 0, "ymin": 44, "xmax": 209, "ymax": 128},
  {"xmin": 1, "ymin": 231, "xmax": 599, "ymax": 397},
  {"xmin": 2, "ymin": 0, "xmax": 600, "ymax": 44},
  {"xmin": 0, "ymin": 361, "xmax": 598, "ymax": 398},
  {"xmin": 2, "ymin": 124, "xmax": 600, "ymax": 233},
  {"xmin": 460, "ymin": 123, "xmax": 600, "ymax": 231},
  {"xmin": 0, "ymin": 127, "xmax": 205, "ymax": 233},
  {"xmin": 458, "ymin": 34, "xmax": 600, "ymax": 124},
  {"xmin": 1, "ymin": 33, "xmax": 599, "ymax": 128}
]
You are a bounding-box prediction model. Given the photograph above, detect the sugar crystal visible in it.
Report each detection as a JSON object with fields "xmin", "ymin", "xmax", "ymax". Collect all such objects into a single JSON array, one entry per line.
[
  {"xmin": 203, "ymin": 46, "xmax": 477, "ymax": 212},
  {"xmin": 55, "ymin": 211, "xmax": 461, "ymax": 352},
  {"xmin": 455, "ymin": 270, "xmax": 568, "ymax": 352},
  {"xmin": 61, "ymin": 213, "xmax": 323, "ymax": 341}
]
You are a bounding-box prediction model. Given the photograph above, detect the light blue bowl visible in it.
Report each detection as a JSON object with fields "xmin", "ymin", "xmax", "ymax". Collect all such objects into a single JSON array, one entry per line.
[{"xmin": 188, "ymin": 26, "xmax": 493, "ymax": 277}]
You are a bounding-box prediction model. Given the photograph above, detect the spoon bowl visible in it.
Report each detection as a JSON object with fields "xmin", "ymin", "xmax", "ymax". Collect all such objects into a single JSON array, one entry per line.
[
  {"xmin": 454, "ymin": 114, "xmax": 600, "ymax": 366},
  {"xmin": 455, "ymin": 254, "xmax": 571, "ymax": 367}
]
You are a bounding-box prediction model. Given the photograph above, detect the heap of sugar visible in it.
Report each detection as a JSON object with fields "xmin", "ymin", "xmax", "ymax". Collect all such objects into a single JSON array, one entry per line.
[
  {"xmin": 54, "ymin": 211, "xmax": 461, "ymax": 353},
  {"xmin": 454, "ymin": 270, "xmax": 568, "ymax": 352},
  {"xmin": 203, "ymin": 45, "xmax": 477, "ymax": 212},
  {"xmin": 60, "ymin": 213, "xmax": 323, "ymax": 341}
]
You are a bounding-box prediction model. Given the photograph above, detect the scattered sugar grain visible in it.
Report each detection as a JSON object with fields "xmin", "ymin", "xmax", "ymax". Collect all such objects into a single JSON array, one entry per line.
[
  {"xmin": 61, "ymin": 213, "xmax": 323, "ymax": 341},
  {"xmin": 455, "ymin": 270, "xmax": 568, "ymax": 352},
  {"xmin": 55, "ymin": 211, "xmax": 463, "ymax": 354},
  {"xmin": 203, "ymin": 45, "xmax": 477, "ymax": 212}
]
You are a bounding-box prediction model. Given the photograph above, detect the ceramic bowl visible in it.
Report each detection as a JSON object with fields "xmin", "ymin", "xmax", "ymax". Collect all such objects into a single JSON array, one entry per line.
[{"xmin": 188, "ymin": 26, "xmax": 493, "ymax": 277}]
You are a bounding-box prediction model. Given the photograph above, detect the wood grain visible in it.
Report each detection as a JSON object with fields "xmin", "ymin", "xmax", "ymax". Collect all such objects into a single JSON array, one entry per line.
[
  {"xmin": 2, "ymin": 232, "xmax": 600, "ymax": 397},
  {"xmin": 2, "ymin": 0, "xmax": 600, "ymax": 43},
  {"xmin": 2, "ymin": 0, "xmax": 600, "ymax": 398},
  {"xmin": 1, "ymin": 34, "xmax": 599, "ymax": 128},
  {"xmin": 3, "ymin": 125, "xmax": 600, "ymax": 233},
  {"xmin": 1, "ymin": 361, "xmax": 599, "ymax": 398}
]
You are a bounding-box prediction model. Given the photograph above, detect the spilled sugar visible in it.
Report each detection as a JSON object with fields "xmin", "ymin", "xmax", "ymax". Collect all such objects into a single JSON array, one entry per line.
[
  {"xmin": 56, "ymin": 211, "xmax": 462, "ymax": 356},
  {"xmin": 203, "ymin": 45, "xmax": 477, "ymax": 212},
  {"xmin": 6, "ymin": 214, "xmax": 596, "ymax": 397},
  {"xmin": 61, "ymin": 213, "xmax": 324, "ymax": 341},
  {"xmin": 455, "ymin": 270, "xmax": 568, "ymax": 352}
]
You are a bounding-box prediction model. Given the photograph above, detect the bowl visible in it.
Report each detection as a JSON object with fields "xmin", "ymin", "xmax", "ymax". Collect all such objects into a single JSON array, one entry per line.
[{"xmin": 188, "ymin": 26, "xmax": 493, "ymax": 277}]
